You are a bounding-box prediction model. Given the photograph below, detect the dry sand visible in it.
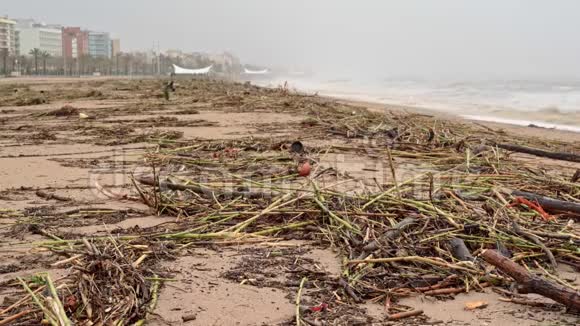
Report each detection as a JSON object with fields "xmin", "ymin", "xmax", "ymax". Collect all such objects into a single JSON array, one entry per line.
[{"xmin": 0, "ymin": 76, "xmax": 578, "ymax": 325}]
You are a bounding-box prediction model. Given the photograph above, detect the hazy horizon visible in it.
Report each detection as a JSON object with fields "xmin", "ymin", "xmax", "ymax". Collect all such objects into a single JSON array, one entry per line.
[{"xmin": 4, "ymin": 1, "xmax": 580, "ymax": 81}]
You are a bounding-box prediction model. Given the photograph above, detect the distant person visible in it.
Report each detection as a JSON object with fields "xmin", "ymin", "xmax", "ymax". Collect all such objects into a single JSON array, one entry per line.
[{"xmin": 163, "ymin": 80, "xmax": 176, "ymax": 101}]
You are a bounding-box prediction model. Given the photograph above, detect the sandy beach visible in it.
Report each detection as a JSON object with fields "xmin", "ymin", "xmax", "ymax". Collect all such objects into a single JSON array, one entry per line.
[{"xmin": 0, "ymin": 77, "xmax": 579, "ymax": 325}]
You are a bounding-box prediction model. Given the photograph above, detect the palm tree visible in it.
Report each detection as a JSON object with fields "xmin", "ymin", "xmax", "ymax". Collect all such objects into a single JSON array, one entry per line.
[
  {"xmin": 41, "ymin": 51, "xmax": 51, "ymax": 75},
  {"xmin": 123, "ymin": 53, "xmax": 132, "ymax": 75},
  {"xmin": 115, "ymin": 53, "xmax": 121, "ymax": 75},
  {"xmin": 1, "ymin": 49, "xmax": 7, "ymax": 76},
  {"xmin": 29, "ymin": 48, "xmax": 41, "ymax": 75},
  {"xmin": 18, "ymin": 55, "xmax": 28, "ymax": 74}
]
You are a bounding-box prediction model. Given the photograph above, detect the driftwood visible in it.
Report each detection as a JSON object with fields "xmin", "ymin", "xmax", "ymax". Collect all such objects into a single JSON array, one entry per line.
[
  {"xmin": 338, "ymin": 278, "xmax": 362, "ymax": 303},
  {"xmin": 511, "ymin": 222, "xmax": 557, "ymax": 269},
  {"xmin": 496, "ymin": 143, "xmax": 580, "ymax": 163},
  {"xmin": 137, "ymin": 176, "xmax": 273, "ymax": 199},
  {"xmin": 362, "ymin": 217, "xmax": 418, "ymax": 252},
  {"xmin": 35, "ymin": 190, "xmax": 72, "ymax": 202},
  {"xmin": 498, "ymin": 297, "xmax": 560, "ymax": 309},
  {"xmin": 387, "ymin": 309, "xmax": 423, "ymax": 320},
  {"xmin": 572, "ymin": 169, "xmax": 580, "ymax": 183},
  {"xmin": 512, "ymin": 190, "xmax": 580, "ymax": 215},
  {"xmin": 481, "ymin": 249, "xmax": 580, "ymax": 310},
  {"xmin": 0, "ymin": 309, "xmax": 35, "ymax": 325},
  {"xmin": 448, "ymin": 238, "xmax": 474, "ymax": 262},
  {"xmin": 424, "ymin": 287, "xmax": 465, "ymax": 296}
]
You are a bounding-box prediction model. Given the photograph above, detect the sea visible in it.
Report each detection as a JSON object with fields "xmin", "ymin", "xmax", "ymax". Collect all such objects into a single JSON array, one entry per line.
[{"xmin": 256, "ymin": 77, "xmax": 580, "ymax": 133}]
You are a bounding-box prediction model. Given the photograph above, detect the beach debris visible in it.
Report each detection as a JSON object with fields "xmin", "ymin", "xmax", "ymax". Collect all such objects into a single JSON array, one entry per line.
[
  {"xmin": 387, "ymin": 309, "xmax": 424, "ymax": 320},
  {"xmin": 301, "ymin": 117, "xmax": 319, "ymax": 127},
  {"xmin": 85, "ymin": 89, "xmax": 103, "ymax": 97},
  {"xmin": 298, "ymin": 161, "xmax": 311, "ymax": 177},
  {"xmin": 16, "ymin": 97, "xmax": 46, "ymax": 106},
  {"xmin": 309, "ymin": 303, "xmax": 329, "ymax": 312},
  {"xmin": 1, "ymin": 237, "xmax": 160, "ymax": 325},
  {"xmin": 46, "ymin": 105, "xmax": 79, "ymax": 117},
  {"xmin": 78, "ymin": 112, "xmax": 90, "ymax": 119},
  {"xmin": 448, "ymin": 238, "xmax": 475, "ymax": 262},
  {"xmin": 35, "ymin": 190, "xmax": 72, "ymax": 202},
  {"xmin": 495, "ymin": 142, "xmax": 580, "ymax": 163},
  {"xmin": 182, "ymin": 314, "xmax": 197, "ymax": 322},
  {"xmin": 30, "ymin": 129, "xmax": 57, "ymax": 141},
  {"xmin": 572, "ymin": 169, "xmax": 580, "ymax": 183},
  {"xmin": 93, "ymin": 180, "xmax": 137, "ymax": 201},
  {"xmin": 173, "ymin": 108, "xmax": 200, "ymax": 115},
  {"xmin": 290, "ymin": 141, "xmax": 304, "ymax": 154},
  {"xmin": 358, "ymin": 216, "xmax": 418, "ymax": 257},
  {"xmin": 464, "ymin": 301, "xmax": 488, "ymax": 310},
  {"xmin": 508, "ymin": 197, "xmax": 554, "ymax": 221},
  {"xmin": 498, "ymin": 297, "xmax": 560, "ymax": 309},
  {"xmin": 512, "ymin": 190, "xmax": 580, "ymax": 215},
  {"xmin": 1, "ymin": 78, "xmax": 579, "ymax": 325},
  {"xmin": 481, "ymin": 249, "xmax": 580, "ymax": 311},
  {"xmin": 125, "ymin": 79, "xmax": 579, "ymax": 320},
  {"xmin": 338, "ymin": 278, "xmax": 362, "ymax": 303},
  {"xmin": 295, "ymin": 277, "xmax": 307, "ymax": 326}
]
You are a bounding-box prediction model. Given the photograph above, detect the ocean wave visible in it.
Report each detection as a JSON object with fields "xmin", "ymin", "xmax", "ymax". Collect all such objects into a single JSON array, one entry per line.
[
  {"xmin": 536, "ymin": 106, "xmax": 573, "ymax": 114},
  {"xmin": 257, "ymin": 77, "xmax": 580, "ymax": 129}
]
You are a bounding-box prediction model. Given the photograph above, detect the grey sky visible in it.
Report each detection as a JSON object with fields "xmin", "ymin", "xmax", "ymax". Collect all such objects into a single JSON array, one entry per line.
[{"xmin": 4, "ymin": 0, "xmax": 580, "ymax": 79}]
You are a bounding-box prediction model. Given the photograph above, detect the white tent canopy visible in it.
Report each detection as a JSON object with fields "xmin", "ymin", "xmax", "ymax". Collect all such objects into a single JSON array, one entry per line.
[
  {"xmin": 173, "ymin": 64, "xmax": 213, "ymax": 75},
  {"xmin": 243, "ymin": 67, "xmax": 269, "ymax": 75}
]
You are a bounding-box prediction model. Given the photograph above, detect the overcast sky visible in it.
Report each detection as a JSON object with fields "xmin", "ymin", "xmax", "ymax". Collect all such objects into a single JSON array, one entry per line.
[{"xmin": 4, "ymin": 0, "xmax": 580, "ymax": 80}]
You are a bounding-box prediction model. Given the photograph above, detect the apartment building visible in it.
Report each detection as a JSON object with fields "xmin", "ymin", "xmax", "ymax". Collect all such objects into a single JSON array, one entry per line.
[
  {"xmin": 62, "ymin": 27, "xmax": 88, "ymax": 59},
  {"xmin": 17, "ymin": 19, "xmax": 62, "ymax": 57},
  {"xmin": 111, "ymin": 38, "xmax": 121, "ymax": 57},
  {"xmin": 0, "ymin": 17, "xmax": 17, "ymax": 55},
  {"xmin": 88, "ymin": 31, "xmax": 111, "ymax": 58}
]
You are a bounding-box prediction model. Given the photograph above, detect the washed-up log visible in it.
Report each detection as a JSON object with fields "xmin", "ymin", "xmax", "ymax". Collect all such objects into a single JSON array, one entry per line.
[
  {"xmin": 0, "ymin": 310, "xmax": 34, "ymax": 326},
  {"xmin": 387, "ymin": 309, "xmax": 423, "ymax": 320},
  {"xmin": 338, "ymin": 278, "xmax": 362, "ymax": 303},
  {"xmin": 512, "ymin": 222, "xmax": 557, "ymax": 269},
  {"xmin": 495, "ymin": 143, "xmax": 580, "ymax": 163},
  {"xmin": 137, "ymin": 176, "xmax": 273, "ymax": 199},
  {"xmin": 512, "ymin": 190, "xmax": 580, "ymax": 215},
  {"xmin": 362, "ymin": 217, "xmax": 418, "ymax": 252},
  {"xmin": 35, "ymin": 190, "xmax": 72, "ymax": 202},
  {"xmin": 498, "ymin": 297, "xmax": 560, "ymax": 309},
  {"xmin": 572, "ymin": 169, "xmax": 580, "ymax": 183},
  {"xmin": 481, "ymin": 249, "xmax": 580, "ymax": 310},
  {"xmin": 424, "ymin": 287, "xmax": 465, "ymax": 296},
  {"xmin": 449, "ymin": 238, "xmax": 474, "ymax": 262}
]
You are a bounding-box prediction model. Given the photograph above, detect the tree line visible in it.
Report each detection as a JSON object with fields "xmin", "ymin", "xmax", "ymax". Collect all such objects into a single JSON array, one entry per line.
[{"xmin": 1, "ymin": 48, "xmax": 240, "ymax": 77}]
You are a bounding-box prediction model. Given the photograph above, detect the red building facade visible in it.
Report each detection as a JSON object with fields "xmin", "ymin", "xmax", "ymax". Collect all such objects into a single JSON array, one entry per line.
[{"xmin": 62, "ymin": 27, "xmax": 88, "ymax": 58}]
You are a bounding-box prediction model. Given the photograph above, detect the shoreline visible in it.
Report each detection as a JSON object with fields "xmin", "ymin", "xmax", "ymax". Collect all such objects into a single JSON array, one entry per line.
[
  {"xmin": 3, "ymin": 75, "xmax": 579, "ymax": 141},
  {"xmin": 316, "ymin": 92, "xmax": 580, "ymax": 143},
  {"xmin": 257, "ymin": 78, "xmax": 580, "ymax": 138}
]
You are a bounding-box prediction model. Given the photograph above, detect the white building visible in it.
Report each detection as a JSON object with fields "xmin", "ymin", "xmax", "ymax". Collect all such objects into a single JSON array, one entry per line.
[
  {"xmin": 17, "ymin": 19, "xmax": 62, "ymax": 57},
  {"xmin": 0, "ymin": 17, "xmax": 17, "ymax": 55},
  {"xmin": 166, "ymin": 49, "xmax": 185, "ymax": 58}
]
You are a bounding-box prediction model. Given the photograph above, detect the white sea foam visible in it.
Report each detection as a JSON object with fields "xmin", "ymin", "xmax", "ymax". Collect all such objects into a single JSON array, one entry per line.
[
  {"xmin": 461, "ymin": 115, "xmax": 580, "ymax": 133},
  {"xmin": 256, "ymin": 77, "xmax": 580, "ymax": 133}
]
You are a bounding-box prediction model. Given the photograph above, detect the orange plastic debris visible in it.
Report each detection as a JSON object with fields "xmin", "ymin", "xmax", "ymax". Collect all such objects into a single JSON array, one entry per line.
[{"xmin": 508, "ymin": 197, "xmax": 555, "ymax": 221}]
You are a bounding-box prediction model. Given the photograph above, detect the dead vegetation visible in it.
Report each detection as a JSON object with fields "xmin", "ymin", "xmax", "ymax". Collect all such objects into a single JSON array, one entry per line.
[{"xmin": 0, "ymin": 78, "xmax": 578, "ymax": 325}]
